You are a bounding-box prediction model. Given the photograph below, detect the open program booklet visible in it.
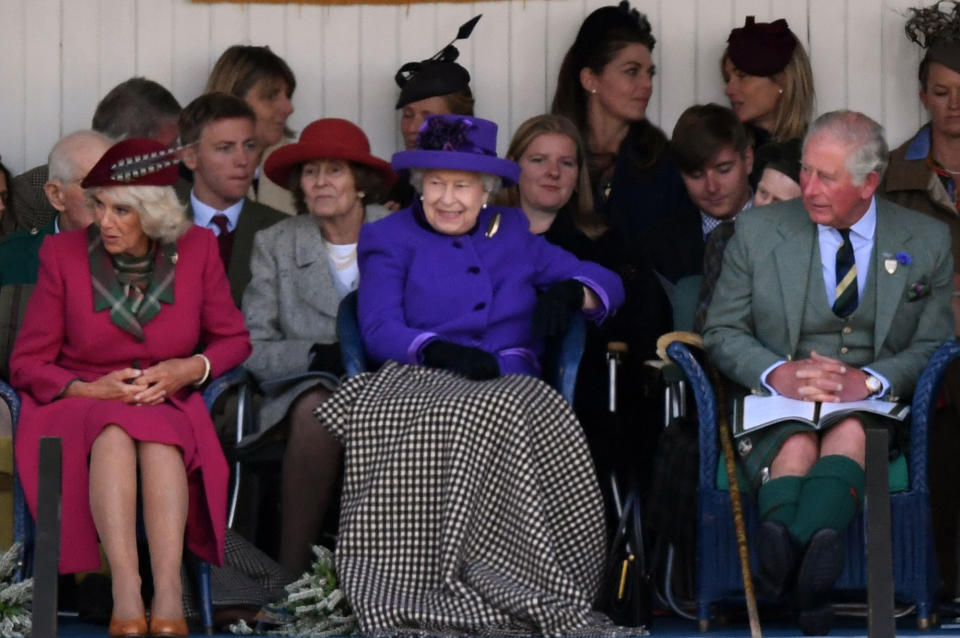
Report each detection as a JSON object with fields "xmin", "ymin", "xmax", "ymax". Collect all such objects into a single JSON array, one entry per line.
[{"xmin": 732, "ymin": 395, "xmax": 910, "ymax": 438}]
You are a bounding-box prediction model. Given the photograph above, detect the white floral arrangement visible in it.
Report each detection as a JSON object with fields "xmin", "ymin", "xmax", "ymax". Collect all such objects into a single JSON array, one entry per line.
[
  {"xmin": 0, "ymin": 543, "xmax": 33, "ymax": 638},
  {"xmin": 230, "ymin": 545, "xmax": 355, "ymax": 637}
]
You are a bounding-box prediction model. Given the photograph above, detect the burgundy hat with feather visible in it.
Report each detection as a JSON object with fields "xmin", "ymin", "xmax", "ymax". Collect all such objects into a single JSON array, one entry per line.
[
  {"xmin": 81, "ymin": 138, "xmax": 180, "ymax": 188},
  {"xmin": 727, "ymin": 16, "xmax": 797, "ymax": 77}
]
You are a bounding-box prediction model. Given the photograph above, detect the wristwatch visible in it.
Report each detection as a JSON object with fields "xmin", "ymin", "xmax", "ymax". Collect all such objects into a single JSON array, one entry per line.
[{"xmin": 864, "ymin": 374, "xmax": 882, "ymax": 397}]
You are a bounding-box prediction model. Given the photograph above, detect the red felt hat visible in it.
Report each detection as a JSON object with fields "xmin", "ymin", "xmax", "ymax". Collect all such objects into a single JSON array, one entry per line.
[
  {"xmin": 264, "ymin": 118, "xmax": 396, "ymax": 189},
  {"xmin": 727, "ymin": 17, "xmax": 797, "ymax": 77},
  {"xmin": 81, "ymin": 138, "xmax": 180, "ymax": 188}
]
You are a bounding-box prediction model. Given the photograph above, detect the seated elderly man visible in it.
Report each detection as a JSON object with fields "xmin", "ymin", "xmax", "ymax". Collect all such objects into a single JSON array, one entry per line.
[
  {"xmin": 0, "ymin": 131, "xmax": 111, "ymax": 377},
  {"xmin": 703, "ymin": 110, "xmax": 953, "ymax": 635}
]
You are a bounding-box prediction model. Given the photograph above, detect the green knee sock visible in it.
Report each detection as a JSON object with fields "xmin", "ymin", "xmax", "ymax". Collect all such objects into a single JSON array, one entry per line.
[
  {"xmin": 788, "ymin": 455, "xmax": 865, "ymax": 545},
  {"xmin": 758, "ymin": 475, "xmax": 803, "ymax": 526}
]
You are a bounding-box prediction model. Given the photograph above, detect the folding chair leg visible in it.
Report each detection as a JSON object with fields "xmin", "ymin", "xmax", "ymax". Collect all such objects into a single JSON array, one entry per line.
[
  {"xmin": 32, "ymin": 437, "xmax": 61, "ymax": 638},
  {"xmin": 196, "ymin": 560, "xmax": 215, "ymax": 635}
]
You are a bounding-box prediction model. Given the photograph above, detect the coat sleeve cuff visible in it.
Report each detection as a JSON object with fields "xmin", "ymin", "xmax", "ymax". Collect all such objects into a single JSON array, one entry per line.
[
  {"xmin": 408, "ymin": 332, "xmax": 439, "ymax": 364},
  {"xmin": 574, "ymin": 276, "xmax": 611, "ymax": 322}
]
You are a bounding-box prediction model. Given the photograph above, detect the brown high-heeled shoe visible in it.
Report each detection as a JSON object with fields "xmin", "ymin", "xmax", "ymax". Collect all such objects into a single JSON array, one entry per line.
[
  {"xmin": 108, "ymin": 614, "xmax": 148, "ymax": 637},
  {"xmin": 148, "ymin": 616, "xmax": 189, "ymax": 637}
]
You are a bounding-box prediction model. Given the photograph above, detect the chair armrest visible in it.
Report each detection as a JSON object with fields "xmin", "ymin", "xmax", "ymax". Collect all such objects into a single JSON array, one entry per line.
[
  {"xmin": 336, "ymin": 291, "xmax": 367, "ymax": 378},
  {"xmin": 666, "ymin": 341, "xmax": 719, "ymax": 488},
  {"xmin": 909, "ymin": 339, "xmax": 960, "ymax": 492},
  {"xmin": 550, "ymin": 313, "xmax": 586, "ymax": 404},
  {"xmin": 202, "ymin": 367, "xmax": 247, "ymax": 413}
]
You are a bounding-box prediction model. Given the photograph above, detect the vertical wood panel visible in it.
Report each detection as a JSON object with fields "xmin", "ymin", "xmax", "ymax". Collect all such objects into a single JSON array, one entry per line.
[
  {"xmin": 545, "ymin": 0, "xmax": 586, "ymax": 113},
  {"xmin": 883, "ymin": 0, "xmax": 923, "ymax": 148},
  {"xmin": 136, "ymin": 0, "xmax": 174, "ymax": 89},
  {"xmin": 395, "ymin": 2, "xmax": 436, "ymax": 150},
  {"xmin": 509, "ymin": 0, "xmax": 548, "ymax": 134},
  {"xmin": 171, "ymin": 0, "xmax": 210, "ymax": 107},
  {"xmin": 631, "ymin": 0, "xmax": 661, "ymax": 126},
  {"xmin": 358, "ymin": 4, "xmax": 400, "ymax": 158},
  {"xmin": 472, "ymin": 1, "xmax": 511, "ymax": 154},
  {"xmin": 659, "ymin": 0, "xmax": 697, "ymax": 136},
  {"xmin": 62, "ymin": 0, "xmax": 100, "ymax": 135},
  {"xmin": 696, "ymin": 0, "xmax": 734, "ymax": 105},
  {"xmin": 321, "ymin": 6, "xmax": 361, "ymax": 120},
  {"xmin": 732, "ymin": 0, "xmax": 769, "ymax": 22},
  {"xmin": 284, "ymin": 4, "xmax": 323, "ymax": 135},
  {"xmin": 846, "ymin": 0, "xmax": 883, "ymax": 124},
  {"xmin": 97, "ymin": 0, "xmax": 137, "ymax": 102},
  {"xmin": 24, "ymin": 0, "xmax": 61, "ymax": 168},
  {"xmin": 809, "ymin": 0, "xmax": 847, "ymax": 115},
  {"xmin": 210, "ymin": 2, "xmax": 248, "ymax": 67},
  {"xmin": 0, "ymin": 0, "xmax": 26, "ymax": 171},
  {"xmin": 248, "ymin": 2, "xmax": 286, "ymax": 54},
  {"xmin": 0, "ymin": 0, "xmax": 938, "ymax": 174}
]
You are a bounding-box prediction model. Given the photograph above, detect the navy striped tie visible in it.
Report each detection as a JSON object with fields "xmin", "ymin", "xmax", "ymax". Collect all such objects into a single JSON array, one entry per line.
[{"xmin": 832, "ymin": 228, "xmax": 858, "ymax": 317}]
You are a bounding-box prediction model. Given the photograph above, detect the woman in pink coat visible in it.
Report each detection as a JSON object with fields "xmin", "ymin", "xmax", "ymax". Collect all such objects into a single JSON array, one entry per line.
[{"xmin": 10, "ymin": 139, "xmax": 251, "ymax": 638}]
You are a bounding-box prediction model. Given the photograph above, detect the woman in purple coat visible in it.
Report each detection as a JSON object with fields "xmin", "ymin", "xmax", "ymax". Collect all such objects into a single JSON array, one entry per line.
[
  {"xmin": 319, "ymin": 115, "xmax": 628, "ymax": 636},
  {"xmin": 358, "ymin": 114, "xmax": 624, "ymax": 378}
]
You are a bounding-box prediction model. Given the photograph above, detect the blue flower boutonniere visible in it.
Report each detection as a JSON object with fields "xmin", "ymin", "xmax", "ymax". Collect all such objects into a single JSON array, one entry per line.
[{"xmin": 896, "ymin": 252, "xmax": 912, "ymax": 265}]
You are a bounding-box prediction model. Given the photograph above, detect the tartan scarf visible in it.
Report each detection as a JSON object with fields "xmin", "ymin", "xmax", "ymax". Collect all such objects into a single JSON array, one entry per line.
[{"xmin": 87, "ymin": 224, "xmax": 176, "ymax": 341}]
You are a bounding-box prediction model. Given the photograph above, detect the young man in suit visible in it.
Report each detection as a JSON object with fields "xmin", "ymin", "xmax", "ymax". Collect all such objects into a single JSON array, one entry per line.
[
  {"xmin": 644, "ymin": 104, "xmax": 754, "ymax": 332},
  {"xmin": 704, "ymin": 110, "xmax": 953, "ymax": 634},
  {"xmin": 179, "ymin": 93, "xmax": 286, "ymax": 307}
]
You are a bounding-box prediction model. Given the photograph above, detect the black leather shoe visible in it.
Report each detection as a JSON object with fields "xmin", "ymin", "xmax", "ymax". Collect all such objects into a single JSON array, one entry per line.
[
  {"xmin": 756, "ymin": 520, "xmax": 800, "ymax": 599},
  {"xmin": 795, "ymin": 528, "xmax": 844, "ymax": 635}
]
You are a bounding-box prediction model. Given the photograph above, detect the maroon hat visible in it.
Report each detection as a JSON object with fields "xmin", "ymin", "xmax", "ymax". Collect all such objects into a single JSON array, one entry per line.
[
  {"xmin": 727, "ymin": 17, "xmax": 797, "ymax": 77},
  {"xmin": 81, "ymin": 138, "xmax": 180, "ymax": 188},
  {"xmin": 264, "ymin": 118, "xmax": 396, "ymax": 189}
]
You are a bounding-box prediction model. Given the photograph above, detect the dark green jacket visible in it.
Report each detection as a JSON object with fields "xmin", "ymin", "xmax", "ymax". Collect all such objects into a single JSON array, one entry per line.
[{"xmin": 0, "ymin": 217, "xmax": 56, "ymax": 287}]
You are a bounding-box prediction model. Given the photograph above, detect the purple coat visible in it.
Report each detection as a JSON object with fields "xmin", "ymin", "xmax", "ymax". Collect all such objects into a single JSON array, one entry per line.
[{"xmin": 357, "ymin": 203, "xmax": 624, "ymax": 376}]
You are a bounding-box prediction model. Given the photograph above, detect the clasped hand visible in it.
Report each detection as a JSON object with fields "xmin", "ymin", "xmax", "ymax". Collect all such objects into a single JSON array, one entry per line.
[
  {"xmin": 65, "ymin": 357, "xmax": 205, "ymax": 405},
  {"xmin": 766, "ymin": 351, "xmax": 870, "ymax": 403}
]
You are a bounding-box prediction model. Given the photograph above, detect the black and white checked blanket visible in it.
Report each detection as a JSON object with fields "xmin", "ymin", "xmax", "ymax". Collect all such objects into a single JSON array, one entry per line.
[{"xmin": 315, "ymin": 362, "xmax": 625, "ymax": 636}]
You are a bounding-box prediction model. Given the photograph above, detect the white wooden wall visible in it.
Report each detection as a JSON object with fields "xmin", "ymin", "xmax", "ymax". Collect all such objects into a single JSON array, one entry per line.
[{"xmin": 0, "ymin": 0, "xmax": 929, "ymax": 174}]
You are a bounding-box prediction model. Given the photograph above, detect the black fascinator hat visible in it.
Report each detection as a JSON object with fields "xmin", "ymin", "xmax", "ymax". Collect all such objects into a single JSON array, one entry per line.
[
  {"xmin": 395, "ymin": 15, "xmax": 481, "ymax": 109},
  {"xmin": 905, "ymin": 1, "xmax": 960, "ymax": 76}
]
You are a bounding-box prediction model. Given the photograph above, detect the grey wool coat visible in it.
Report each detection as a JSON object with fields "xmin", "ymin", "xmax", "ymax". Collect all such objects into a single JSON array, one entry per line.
[{"xmin": 241, "ymin": 204, "xmax": 390, "ymax": 432}]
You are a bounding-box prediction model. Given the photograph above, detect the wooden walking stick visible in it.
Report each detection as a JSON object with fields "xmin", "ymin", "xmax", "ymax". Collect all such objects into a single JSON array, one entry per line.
[{"xmin": 707, "ymin": 363, "xmax": 762, "ymax": 638}]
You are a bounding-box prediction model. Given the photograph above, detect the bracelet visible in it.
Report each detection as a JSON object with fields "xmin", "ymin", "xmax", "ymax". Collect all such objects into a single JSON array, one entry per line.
[{"xmin": 193, "ymin": 354, "xmax": 211, "ymax": 387}]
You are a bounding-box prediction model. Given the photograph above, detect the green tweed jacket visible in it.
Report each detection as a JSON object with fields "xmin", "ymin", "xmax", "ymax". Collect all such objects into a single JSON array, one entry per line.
[{"xmin": 703, "ymin": 197, "xmax": 954, "ymax": 400}]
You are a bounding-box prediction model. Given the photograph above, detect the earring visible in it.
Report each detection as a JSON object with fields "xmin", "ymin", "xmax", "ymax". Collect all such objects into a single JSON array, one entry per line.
[
  {"xmin": 419, "ymin": 194, "xmax": 424, "ymax": 202},
  {"xmin": 591, "ymin": 88, "xmax": 597, "ymax": 94},
  {"xmin": 357, "ymin": 190, "xmax": 366, "ymax": 199},
  {"xmin": 779, "ymin": 88, "xmax": 784, "ymax": 95},
  {"xmin": 482, "ymin": 201, "xmax": 488, "ymax": 209}
]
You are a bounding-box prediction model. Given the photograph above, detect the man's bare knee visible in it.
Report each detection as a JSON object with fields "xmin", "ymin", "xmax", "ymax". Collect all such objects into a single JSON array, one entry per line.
[
  {"xmin": 821, "ymin": 417, "xmax": 865, "ymax": 466},
  {"xmin": 771, "ymin": 432, "xmax": 819, "ymax": 477}
]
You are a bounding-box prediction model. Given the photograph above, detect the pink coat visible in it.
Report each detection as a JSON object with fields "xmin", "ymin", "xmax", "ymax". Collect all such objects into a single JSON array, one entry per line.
[{"xmin": 10, "ymin": 225, "xmax": 251, "ymax": 573}]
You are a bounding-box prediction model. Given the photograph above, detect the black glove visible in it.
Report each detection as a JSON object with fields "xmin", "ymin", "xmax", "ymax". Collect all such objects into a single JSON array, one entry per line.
[
  {"xmin": 309, "ymin": 342, "xmax": 345, "ymax": 376},
  {"xmin": 532, "ymin": 279, "xmax": 584, "ymax": 338},
  {"xmin": 420, "ymin": 340, "xmax": 500, "ymax": 380}
]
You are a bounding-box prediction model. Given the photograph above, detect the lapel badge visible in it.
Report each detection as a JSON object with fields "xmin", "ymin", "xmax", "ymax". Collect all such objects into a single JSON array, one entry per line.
[
  {"xmin": 884, "ymin": 258, "xmax": 897, "ymax": 275},
  {"xmin": 484, "ymin": 212, "xmax": 501, "ymax": 239}
]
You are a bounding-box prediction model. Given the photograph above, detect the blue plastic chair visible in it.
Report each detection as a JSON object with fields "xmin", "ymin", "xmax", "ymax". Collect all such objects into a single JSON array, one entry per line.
[
  {"xmin": 0, "ymin": 367, "xmax": 246, "ymax": 635},
  {"xmin": 665, "ymin": 339, "xmax": 960, "ymax": 631},
  {"xmin": 335, "ymin": 290, "xmax": 587, "ymax": 404}
]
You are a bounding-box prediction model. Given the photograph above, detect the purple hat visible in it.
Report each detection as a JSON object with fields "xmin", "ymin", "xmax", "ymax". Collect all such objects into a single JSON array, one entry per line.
[{"xmin": 391, "ymin": 115, "xmax": 520, "ymax": 186}]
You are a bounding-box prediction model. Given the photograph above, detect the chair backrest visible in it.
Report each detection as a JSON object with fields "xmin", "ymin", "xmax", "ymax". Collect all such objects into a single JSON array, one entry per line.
[
  {"xmin": 335, "ymin": 290, "xmax": 586, "ymax": 403},
  {"xmin": 0, "ymin": 284, "xmax": 36, "ymax": 381}
]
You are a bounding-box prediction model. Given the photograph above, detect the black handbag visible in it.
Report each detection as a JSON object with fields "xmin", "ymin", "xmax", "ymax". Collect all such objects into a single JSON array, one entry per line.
[{"xmin": 598, "ymin": 489, "xmax": 653, "ymax": 629}]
